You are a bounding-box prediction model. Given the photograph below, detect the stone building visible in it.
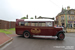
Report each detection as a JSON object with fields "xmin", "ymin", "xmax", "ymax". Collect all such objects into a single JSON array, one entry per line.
[{"xmin": 56, "ymin": 6, "xmax": 75, "ymax": 28}]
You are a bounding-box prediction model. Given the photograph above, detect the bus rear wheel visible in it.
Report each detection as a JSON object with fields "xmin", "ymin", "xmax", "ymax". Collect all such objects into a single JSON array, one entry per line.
[
  {"xmin": 23, "ymin": 32, "xmax": 30, "ymax": 38},
  {"xmin": 57, "ymin": 33, "xmax": 65, "ymax": 40}
]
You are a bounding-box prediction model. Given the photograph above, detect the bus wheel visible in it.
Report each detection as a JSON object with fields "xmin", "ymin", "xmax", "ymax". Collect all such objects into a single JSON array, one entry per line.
[
  {"xmin": 23, "ymin": 32, "xmax": 30, "ymax": 38},
  {"xmin": 57, "ymin": 33, "xmax": 65, "ymax": 40}
]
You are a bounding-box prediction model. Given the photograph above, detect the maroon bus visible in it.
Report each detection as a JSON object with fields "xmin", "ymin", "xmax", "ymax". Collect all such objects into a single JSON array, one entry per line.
[{"xmin": 15, "ymin": 19, "xmax": 65, "ymax": 40}]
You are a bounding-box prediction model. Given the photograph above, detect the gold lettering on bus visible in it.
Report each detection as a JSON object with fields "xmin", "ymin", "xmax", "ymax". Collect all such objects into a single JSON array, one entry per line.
[{"xmin": 31, "ymin": 28, "xmax": 41, "ymax": 34}]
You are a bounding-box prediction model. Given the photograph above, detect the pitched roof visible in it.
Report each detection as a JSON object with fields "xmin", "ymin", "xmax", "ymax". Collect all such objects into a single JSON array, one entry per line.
[{"xmin": 57, "ymin": 8, "xmax": 75, "ymax": 17}]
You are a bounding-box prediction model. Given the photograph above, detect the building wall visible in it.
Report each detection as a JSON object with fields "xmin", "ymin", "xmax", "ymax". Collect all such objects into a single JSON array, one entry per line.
[
  {"xmin": 56, "ymin": 14, "xmax": 75, "ymax": 28},
  {"xmin": 10, "ymin": 22, "xmax": 15, "ymax": 28},
  {"xmin": 0, "ymin": 20, "xmax": 15, "ymax": 29}
]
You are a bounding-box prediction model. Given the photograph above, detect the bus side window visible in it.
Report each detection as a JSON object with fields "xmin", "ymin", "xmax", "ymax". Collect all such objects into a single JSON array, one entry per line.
[
  {"xmin": 25, "ymin": 22, "xmax": 28, "ymax": 26},
  {"xmin": 28, "ymin": 22, "xmax": 30, "ymax": 26},
  {"xmin": 39, "ymin": 22, "xmax": 46, "ymax": 26},
  {"xmin": 35, "ymin": 22, "xmax": 38, "ymax": 26},
  {"xmin": 19, "ymin": 22, "xmax": 24, "ymax": 26},
  {"xmin": 25, "ymin": 22, "xmax": 30, "ymax": 26},
  {"xmin": 39, "ymin": 22, "xmax": 42, "ymax": 26},
  {"xmin": 41, "ymin": 22, "xmax": 46, "ymax": 26},
  {"xmin": 46, "ymin": 22, "xmax": 52, "ymax": 27},
  {"xmin": 31, "ymin": 22, "xmax": 35, "ymax": 26},
  {"xmin": 19, "ymin": 22, "xmax": 21, "ymax": 26},
  {"xmin": 31, "ymin": 22, "xmax": 38, "ymax": 26}
]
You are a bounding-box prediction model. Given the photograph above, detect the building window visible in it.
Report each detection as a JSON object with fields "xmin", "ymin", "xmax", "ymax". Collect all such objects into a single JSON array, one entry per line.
[
  {"xmin": 67, "ymin": 24, "xmax": 72, "ymax": 28},
  {"xmin": 72, "ymin": 16, "xmax": 74, "ymax": 20},
  {"xmin": 69, "ymin": 16, "xmax": 70, "ymax": 20},
  {"xmin": 63, "ymin": 16, "xmax": 64, "ymax": 20},
  {"xmin": 74, "ymin": 24, "xmax": 75, "ymax": 27},
  {"xmin": 71, "ymin": 11, "xmax": 74, "ymax": 14},
  {"xmin": 61, "ymin": 16, "xmax": 64, "ymax": 20},
  {"xmin": 61, "ymin": 16, "xmax": 63, "ymax": 20},
  {"xmin": 70, "ymin": 16, "xmax": 74, "ymax": 20}
]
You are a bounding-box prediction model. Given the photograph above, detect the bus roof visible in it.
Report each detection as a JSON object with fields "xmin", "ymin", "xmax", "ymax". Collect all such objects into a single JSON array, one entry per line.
[{"xmin": 24, "ymin": 19, "xmax": 54, "ymax": 21}]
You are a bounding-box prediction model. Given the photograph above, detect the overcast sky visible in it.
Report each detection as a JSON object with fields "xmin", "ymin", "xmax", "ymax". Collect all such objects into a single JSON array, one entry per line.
[{"xmin": 0, "ymin": 0, "xmax": 75, "ymax": 21}]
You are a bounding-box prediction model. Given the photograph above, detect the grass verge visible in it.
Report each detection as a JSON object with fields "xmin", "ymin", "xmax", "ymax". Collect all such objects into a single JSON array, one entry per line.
[
  {"xmin": 0, "ymin": 28, "xmax": 15, "ymax": 34},
  {"xmin": 8, "ymin": 28, "xmax": 15, "ymax": 31}
]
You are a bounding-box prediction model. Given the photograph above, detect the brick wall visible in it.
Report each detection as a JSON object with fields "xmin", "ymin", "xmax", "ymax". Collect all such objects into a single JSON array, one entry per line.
[
  {"xmin": 10, "ymin": 22, "xmax": 15, "ymax": 28},
  {"xmin": 0, "ymin": 20, "xmax": 15, "ymax": 29}
]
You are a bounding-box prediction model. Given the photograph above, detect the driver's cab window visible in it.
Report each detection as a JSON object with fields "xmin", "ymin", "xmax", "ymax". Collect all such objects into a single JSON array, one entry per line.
[
  {"xmin": 46, "ymin": 22, "xmax": 52, "ymax": 27},
  {"xmin": 19, "ymin": 22, "xmax": 24, "ymax": 26}
]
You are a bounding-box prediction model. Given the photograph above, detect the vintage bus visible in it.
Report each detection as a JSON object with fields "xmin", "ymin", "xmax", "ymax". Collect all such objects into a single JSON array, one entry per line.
[{"xmin": 15, "ymin": 19, "xmax": 65, "ymax": 40}]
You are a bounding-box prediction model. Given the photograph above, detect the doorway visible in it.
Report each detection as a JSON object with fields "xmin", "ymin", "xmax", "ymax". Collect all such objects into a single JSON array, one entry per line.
[{"xmin": 62, "ymin": 23, "xmax": 64, "ymax": 27}]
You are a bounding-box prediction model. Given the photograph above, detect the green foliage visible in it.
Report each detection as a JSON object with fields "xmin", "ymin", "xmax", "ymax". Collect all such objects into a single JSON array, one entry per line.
[
  {"xmin": 30, "ymin": 17, "xmax": 33, "ymax": 19},
  {"xmin": 21, "ymin": 17, "xmax": 27, "ymax": 19},
  {"xmin": 0, "ymin": 29, "xmax": 12, "ymax": 34},
  {"xmin": 8, "ymin": 28, "xmax": 15, "ymax": 31},
  {"xmin": 0, "ymin": 28, "xmax": 15, "ymax": 34}
]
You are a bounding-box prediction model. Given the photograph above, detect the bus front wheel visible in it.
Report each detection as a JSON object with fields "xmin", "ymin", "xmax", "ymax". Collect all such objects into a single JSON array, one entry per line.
[
  {"xmin": 23, "ymin": 32, "xmax": 30, "ymax": 38},
  {"xmin": 57, "ymin": 33, "xmax": 65, "ymax": 40}
]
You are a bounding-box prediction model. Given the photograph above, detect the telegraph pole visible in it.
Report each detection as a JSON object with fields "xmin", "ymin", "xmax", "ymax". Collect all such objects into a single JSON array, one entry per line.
[{"xmin": 65, "ymin": 8, "xmax": 67, "ymax": 28}]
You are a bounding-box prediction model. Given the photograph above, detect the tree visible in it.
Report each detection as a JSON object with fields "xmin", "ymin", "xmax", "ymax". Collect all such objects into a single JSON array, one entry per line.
[
  {"xmin": 21, "ymin": 17, "xmax": 27, "ymax": 19},
  {"xmin": 21, "ymin": 14, "xmax": 28, "ymax": 19},
  {"xmin": 30, "ymin": 17, "xmax": 33, "ymax": 19}
]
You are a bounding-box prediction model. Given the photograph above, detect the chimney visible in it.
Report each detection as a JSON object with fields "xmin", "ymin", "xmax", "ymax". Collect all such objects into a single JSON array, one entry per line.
[
  {"xmin": 26, "ymin": 15, "xmax": 28, "ymax": 19},
  {"xmin": 67, "ymin": 6, "xmax": 70, "ymax": 10},
  {"xmin": 35, "ymin": 15, "xmax": 37, "ymax": 19}
]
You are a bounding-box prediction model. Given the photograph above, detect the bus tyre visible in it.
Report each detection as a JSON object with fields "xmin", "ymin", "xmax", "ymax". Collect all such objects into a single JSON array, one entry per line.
[
  {"xmin": 23, "ymin": 32, "xmax": 30, "ymax": 38},
  {"xmin": 57, "ymin": 33, "xmax": 65, "ymax": 40}
]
